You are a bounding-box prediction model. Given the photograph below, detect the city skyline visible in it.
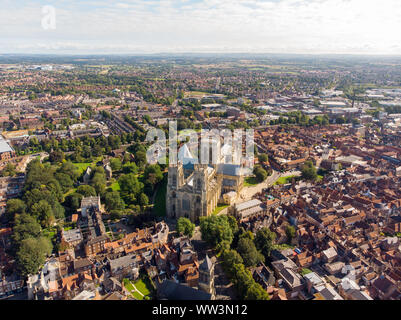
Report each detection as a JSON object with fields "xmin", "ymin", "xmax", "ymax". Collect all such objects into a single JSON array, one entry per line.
[{"xmin": 2, "ymin": 0, "xmax": 401, "ymax": 55}]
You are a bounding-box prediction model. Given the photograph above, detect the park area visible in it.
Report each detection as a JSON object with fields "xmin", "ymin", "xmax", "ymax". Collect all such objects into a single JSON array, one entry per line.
[{"xmin": 123, "ymin": 276, "xmax": 154, "ymax": 300}]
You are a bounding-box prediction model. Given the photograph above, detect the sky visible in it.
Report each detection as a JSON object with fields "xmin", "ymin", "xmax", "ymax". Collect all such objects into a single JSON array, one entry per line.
[{"xmin": 1, "ymin": 0, "xmax": 401, "ymax": 55}]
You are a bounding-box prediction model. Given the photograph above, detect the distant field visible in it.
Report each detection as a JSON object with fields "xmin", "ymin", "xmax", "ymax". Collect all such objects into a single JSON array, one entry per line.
[{"xmin": 184, "ymin": 91, "xmax": 209, "ymax": 97}]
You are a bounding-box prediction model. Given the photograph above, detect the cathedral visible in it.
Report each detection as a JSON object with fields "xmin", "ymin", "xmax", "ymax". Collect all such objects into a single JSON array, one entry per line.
[{"xmin": 166, "ymin": 143, "xmax": 245, "ymax": 222}]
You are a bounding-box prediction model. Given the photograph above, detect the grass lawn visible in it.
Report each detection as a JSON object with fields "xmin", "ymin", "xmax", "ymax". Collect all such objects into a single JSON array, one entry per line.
[
  {"xmin": 244, "ymin": 176, "xmax": 259, "ymax": 187},
  {"xmin": 72, "ymin": 162, "xmax": 92, "ymax": 174},
  {"xmin": 123, "ymin": 278, "xmax": 134, "ymax": 291},
  {"xmin": 212, "ymin": 204, "xmax": 229, "ymax": 215},
  {"xmin": 134, "ymin": 279, "xmax": 151, "ymax": 296},
  {"xmin": 123, "ymin": 277, "xmax": 153, "ymax": 300},
  {"xmin": 72, "ymin": 157, "xmax": 103, "ymax": 174},
  {"xmin": 274, "ymin": 175, "xmax": 297, "ymax": 185},
  {"xmin": 42, "ymin": 228, "xmax": 57, "ymax": 241},
  {"xmin": 273, "ymin": 243, "xmax": 295, "ymax": 250},
  {"xmin": 153, "ymin": 176, "xmax": 167, "ymax": 217},
  {"xmin": 132, "ymin": 291, "xmax": 144, "ymax": 300},
  {"xmin": 300, "ymin": 268, "xmax": 313, "ymax": 276}
]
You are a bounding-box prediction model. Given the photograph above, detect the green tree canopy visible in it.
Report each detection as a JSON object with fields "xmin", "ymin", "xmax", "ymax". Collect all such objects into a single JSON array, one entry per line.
[
  {"xmin": 104, "ymin": 191, "xmax": 125, "ymax": 212},
  {"xmin": 76, "ymin": 185, "xmax": 97, "ymax": 197},
  {"xmin": 110, "ymin": 158, "xmax": 122, "ymax": 171},
  {"xmin": 13, "ymin": 214, "xmax": 42, "ymax": 244},
  {"xmin": 5, "ymin": 199, "xmax": 26, "ymax": 221},
  {"xmin": 285, "ymin": 225, "xmax": 296, "ymax": 244},
  {"xmin": 31, "ymin": 200, "xmax": 55, "ymax": 228},
  {"xmin": 253, "ymin": 165, "xmax": 268, "ymax": 183},
  {"xmin": 176, "ymin": 217, "xmax": 195, "ymax": 238},
  {"xmin": 236, "ymin": 237, "xmax": 264, "ymax": 267},
  {"xmin": 301, "ymin": 160, "xmax": 318, "ymax": 181},
  {"xmin": 255, "ymin": 227, "xmax": 277, "ymax": 259},
  {"xmin": 200, "ymin": 215, "xmax": 234, "ymax": 248},
  {"xmin": 16, "ymin": 237, "xmax": 52, "ymax": 276},
  {"xmin": 258, "ymin": 153, "xmax": 268, "ymax": 163}
]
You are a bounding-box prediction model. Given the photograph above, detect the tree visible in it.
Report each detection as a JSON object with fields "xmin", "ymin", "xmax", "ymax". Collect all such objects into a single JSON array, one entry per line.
[
  {"xmin": 227, "ymin": 215, "xmax": 239, "ymax": 235},
  {"xmin": 118, "ymin": 173, "xmax": 143, "ymax": 203},
  {"xmin": 13, "ymin": 214, "xmax": 42, "ymax": 243},
  {"xmin": 285, "ymin": 225, "xmax": 296, "ymax": 244},
  {"xmin": 110, "ymin": 158, "xmax": 122, "ymax": 171},
  {"xmin": 58, "ymin": 161, "xmax": 80, "ymax": 182},
  {"xmin": 110, "ymin": 210, "xmax": 124, "ymax": 221},
  {"xmin": 255, "ymin": 228, "xmax": 276, "ymax": 259},
  {"xmin": 16, "ymin": 237, "xmax": 52, "ymax": 276},
  {"xmin": 91, "ymin": 172, "xmax": 107, "ymax": 195},
  {"xmin": 52, "ymin": 202, "xmax": 65, "ymax": 220},
  {"xmin": 200, "ymin": 215, "xmax": 234, "ymax": 247},
  {"xmin": 138, "ymin": 193, "xmax": 149, "ymax": 207},
  {"xmin": 24, "ymin": 188, "xmax": 57, "ymax": 209},
  {"xmin": 253, "ymin": 165, "xmax": 268, "ymax": 183},
  {"xmin": 64, "ymin": 193, "xmax": 83, "ymax": 212},
  {"xmin": 135, "ymin": 151, "xmax": 147, "ymax": 168},
  {"xmin": 54, "ymin": 172, "xmax": 74, "ymax": 193},
  {"xmin": 301, "ymin": 160, "xmax": 318, "ymax": 181},
  {"xmin": 236, "ymin": 237, "xmax": 264, "ymax": 267},
  {"xmin": 49, "ymin": 151, "xmax": 65, "ymax": 164},
  {"xmin": 1, "ymin": 162, "xmax": 16, "ymax": 177},
  {"xmin": 122, "ymin": 162, "xmax": 138, "ymax": 174},
  {"xmin": 221, "ymin": 249, "xmax": 244, "ymax": 278},
  {"xmin": 176, "ymin": 217, "xmax": 195, "ymax": 238},
  {"xmin": 104, "ymin": 191, "xmax": 125, "ymax": 211},
  {"xmin": 245, "ymin": 283, "xmax": 270, "ymax": 300},
  {"xmin": 5, "ymin": 199, "xmax": 26, "ymax": 221},
  {"xmin": 258, "ymin": 153, "xmax": 268, "ymax": 163},
  {"xmin": 144, "ymin": 164, "xmax": 163, "ymax": 184},
  {"xmin": 31, "ymin": 200, "xmax": 54, "ymax": 228},
  {"xmin": 231, "ymin": 263, "xmax": 254, "ymax": 298},
  {"xmin": 76, "ymin": 185, "xmax": 97, "ymax": 197}
]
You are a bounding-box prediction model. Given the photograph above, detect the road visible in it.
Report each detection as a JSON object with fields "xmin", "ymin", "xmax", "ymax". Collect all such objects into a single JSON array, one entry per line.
[{"xmin": 16, "ymin": 152, "xmax": 49, "ymax": 172}]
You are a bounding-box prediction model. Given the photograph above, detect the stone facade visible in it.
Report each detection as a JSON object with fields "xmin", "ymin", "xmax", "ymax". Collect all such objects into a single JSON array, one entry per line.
[{"xmin": 166, "ymin": 163, "xmax": 222, "ymax": 222}]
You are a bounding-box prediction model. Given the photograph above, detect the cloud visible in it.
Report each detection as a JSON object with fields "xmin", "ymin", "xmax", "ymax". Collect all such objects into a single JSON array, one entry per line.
[{"xmin": 1, "ymin": 0, "xmax": 401, "ymax": 54}]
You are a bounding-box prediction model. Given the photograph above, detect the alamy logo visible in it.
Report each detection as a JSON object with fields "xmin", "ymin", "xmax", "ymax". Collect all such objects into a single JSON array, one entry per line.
[
  {"xmin": 41, "ymin": 5, "xmax": 56, "ymax": 30},
  {"xmin": 146, "ymin": 120, "xmax": 255, "ymax": 172}
]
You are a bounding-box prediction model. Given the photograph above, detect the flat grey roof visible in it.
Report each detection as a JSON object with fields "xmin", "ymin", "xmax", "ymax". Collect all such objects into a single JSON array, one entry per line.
[{"xmin": 235, "ymin": 199, "xmax": 262, "ymax": 212}]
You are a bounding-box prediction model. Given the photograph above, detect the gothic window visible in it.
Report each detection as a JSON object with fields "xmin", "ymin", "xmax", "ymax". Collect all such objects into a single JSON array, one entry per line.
[
  {"xmin": 172, "ymin": 174, "xmax": 177, "ymax": 186},
  {"xmin": 223, "ymin": 179, "xmax": 236, "ymax": 186},
  {"xmin": 182, "ymin": 198, "xmax": 190, "ymax": 211},
  {"xmin": 196, "ymin": 196, "xmax": 201, "ymax": 203},
  {"xmin": 196, "ymin": 179, "xmax": 202, "ymax": 190}
]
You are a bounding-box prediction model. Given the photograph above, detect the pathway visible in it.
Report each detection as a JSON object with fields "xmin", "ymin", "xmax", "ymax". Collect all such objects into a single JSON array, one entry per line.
[{"xmin": 131, "ymin": 282, "xmax": 144, "ymax": 297}]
